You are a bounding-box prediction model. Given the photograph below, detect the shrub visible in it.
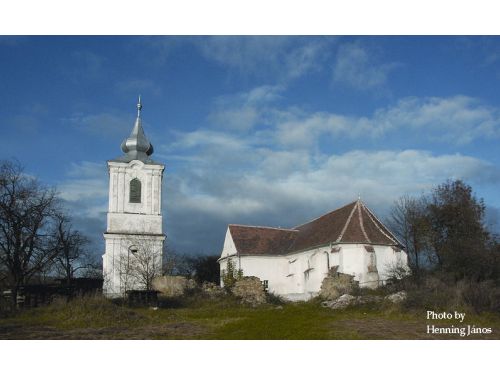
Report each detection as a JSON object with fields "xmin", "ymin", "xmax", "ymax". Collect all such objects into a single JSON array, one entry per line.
[
  {"xmin": 457, "ymin": 279, "xmax": 500, "ymax": 313},
  {"xmin": 221, "ymin": 258, "xmax": 243, "ymax": 291},
  {"xmin": 266, "ymin": 292, "xmax": 286, "ymax": 305},
  {"xmin": 393, "ymin": 271, "xmax": 500, "ymax": 313}
]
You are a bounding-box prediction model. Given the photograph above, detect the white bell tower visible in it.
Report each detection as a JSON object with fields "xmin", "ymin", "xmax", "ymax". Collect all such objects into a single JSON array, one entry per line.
[{"xmin": 103, "ymin": 97, "xmax": 165, "ymax": 297}]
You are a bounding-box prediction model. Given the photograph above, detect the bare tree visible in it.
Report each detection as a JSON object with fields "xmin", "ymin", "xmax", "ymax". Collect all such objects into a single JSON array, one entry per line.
[
  {"xmin": 118, "ymin": 237, "xmax": 163, "ymax": 294},
  {"xmin": 162, "ymin": 248, "xmax": 195, "ymax": 276},
  {"xmin": 52, "ymin": 213, "xmax": 91, "ymax": 284},
  {"xmin": 388, "ymin": 194, "xmax": 430, "ymax": 274},
  {"xmin": 0, "ymin": 160, "xmax": 60, "ymax": 302},
  {"xmin": 79, "ymin": 252, "xmax": 103, "ymax": 279}
]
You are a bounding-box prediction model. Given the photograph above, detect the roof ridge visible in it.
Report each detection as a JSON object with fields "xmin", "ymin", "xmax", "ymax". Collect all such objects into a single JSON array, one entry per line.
[
  {"xmin": 228, "ymin": 224, "xmax": 299, "ymax": 232},
  {"xmin": 336, "ymin": 200, "xmax": 359, "ymax": 242},
  {"xmin": 357, "ymin": 201, "xmax": 370, "ymax": 242},
  {"xmin": 360, "ymin": 202, "xmax": 399, "ymax": 245},
  {"xmin": 293, "ymin": 200, "xmax": 357, "ymax": 229}
]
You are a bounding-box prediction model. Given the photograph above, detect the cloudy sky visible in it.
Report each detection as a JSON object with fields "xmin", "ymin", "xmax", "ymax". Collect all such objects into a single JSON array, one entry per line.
[{"xmin": 2, "ymin": 36, "xmax": 500, "ymax": 255}]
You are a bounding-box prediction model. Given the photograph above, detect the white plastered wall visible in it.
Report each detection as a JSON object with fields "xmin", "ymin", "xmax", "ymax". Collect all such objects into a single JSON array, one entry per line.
[
  {"xmin": 103, "ymin": 159, "xmax": 165, "ymax": 297},
  {"xmin": 219, "ymin": 229, "xmax": 408, "ymax": 301}
]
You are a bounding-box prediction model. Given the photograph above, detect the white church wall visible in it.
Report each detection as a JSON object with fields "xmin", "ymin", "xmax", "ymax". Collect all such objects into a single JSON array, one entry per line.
[
  {"xmin": 107, "ymin": 160, "xmax": 164, "ymax": 216},
  {"xmin": 103, "ymin": 233, "xmax": 164, "ymax": 297},
  {"xmin": 218, "ymin": 222, "xmax": 408, "ymax": 300},
  {"xmin": 240, "ymin": 256, "xmax": 290, "ymax": 294},
  {"xmin": 293, "ymin": 247, "xmax": 329, "ymax": 296},
  {"xmin": 338, "ymin": 244, "xmax": 365, "ymax": 281},
  {"xmin": 220, "ymin": 228, "xmax": 238, "ymax": 259},
  {"xmin": 107, "ymin": 213, "xmax": 162, "ymax": 234},
  {"xmin": 103, "ymin": 159, "xmax": 165, "ymax": 297},
  {"xmin": 218, "ymin": 242, "xmax": 408, "ymax": 301}
]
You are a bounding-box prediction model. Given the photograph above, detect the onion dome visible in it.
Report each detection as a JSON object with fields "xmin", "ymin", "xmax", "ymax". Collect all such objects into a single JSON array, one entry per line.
[{"xmin": 119, "ymin": 96, "xmax": 154, "ymax": 162}]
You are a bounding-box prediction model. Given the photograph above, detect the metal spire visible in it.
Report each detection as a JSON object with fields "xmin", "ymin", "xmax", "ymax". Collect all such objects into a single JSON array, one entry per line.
[
  {"xmin": 118, "ymin": 96, "xmax": 154, "ymax": 162},
  {"xmin": 137, "ymin": 95, "xmax": 142, "ymax": 118}
]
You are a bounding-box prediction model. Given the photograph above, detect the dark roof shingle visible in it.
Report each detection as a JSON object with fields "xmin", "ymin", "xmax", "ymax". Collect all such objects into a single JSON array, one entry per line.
[
  {"xmin": 228, "ymin": 200, "xmax": 402, "ymax": 256},
  {"xmin": 228, "ymin": 225, "xmax": 298, "ymax": 255}
]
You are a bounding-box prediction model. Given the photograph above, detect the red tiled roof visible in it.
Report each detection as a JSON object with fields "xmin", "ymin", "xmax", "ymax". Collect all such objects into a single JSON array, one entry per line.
[
  {"xmin": 228, "ymin": 200, "xmax": 402, "ymax": 255},
  {"xmin": 228, "ymin": 225, "xmax": 298, "ymax": 255}
]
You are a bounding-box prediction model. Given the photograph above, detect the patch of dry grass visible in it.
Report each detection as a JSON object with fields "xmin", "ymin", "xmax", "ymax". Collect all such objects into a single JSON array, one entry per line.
[{"xmin": 1, "ymin": 294, "xmax": 499, "ymax": 339}]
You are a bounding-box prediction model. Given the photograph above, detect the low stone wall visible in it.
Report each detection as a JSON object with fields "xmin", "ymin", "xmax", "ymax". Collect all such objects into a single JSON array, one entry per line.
[
  {"xmin": 232, "ymin": 276, "xmax": 266, "ymax": 305},
  {"xmin": 201, "ymin": 282, "xmax": 226, "ymax": 298},
  {"xmin": 152, "ymin": 276, "xmax": 197, "ymax": 297}
]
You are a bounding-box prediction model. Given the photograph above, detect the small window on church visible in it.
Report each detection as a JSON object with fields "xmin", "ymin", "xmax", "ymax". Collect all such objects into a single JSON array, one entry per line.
[{"xmin": 129, "ymin": 178, "xmax": 141, "ymax": 203}]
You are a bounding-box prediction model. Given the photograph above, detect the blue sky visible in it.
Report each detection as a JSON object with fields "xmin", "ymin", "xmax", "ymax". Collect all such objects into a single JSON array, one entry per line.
[{"xmin": 2, "ymin": 36, "xmax": 500, "ymax": 255}]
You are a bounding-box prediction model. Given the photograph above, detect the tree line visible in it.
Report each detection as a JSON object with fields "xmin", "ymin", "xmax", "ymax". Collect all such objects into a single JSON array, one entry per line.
[
  {"xmin": 0, "ymin": 160, "xmax": 100, "ymax": 302},
  {"xmin": 163, "ymin": 250, "xmax": 220, "ymax": 284},
  {"xmin": 388, "ymin": 179, "xmax": 500, "ymax": 282}
]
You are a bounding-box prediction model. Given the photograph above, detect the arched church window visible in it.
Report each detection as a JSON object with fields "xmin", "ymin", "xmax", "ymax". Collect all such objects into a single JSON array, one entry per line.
[{"xmin": 129, "ymin": 178, "xmax": 141, "ymax": 203}]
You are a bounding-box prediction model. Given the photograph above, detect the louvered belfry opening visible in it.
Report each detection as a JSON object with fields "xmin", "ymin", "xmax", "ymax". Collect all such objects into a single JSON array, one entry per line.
[{"xmin": 129, "ymin": 178, "xmax": 141, "ymax": 203}]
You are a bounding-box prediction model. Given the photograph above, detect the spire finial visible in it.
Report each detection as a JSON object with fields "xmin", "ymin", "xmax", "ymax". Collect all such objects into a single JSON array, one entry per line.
[{"xmin": 137, "ymin": 95, "xmax": 142, "ymax": 118}]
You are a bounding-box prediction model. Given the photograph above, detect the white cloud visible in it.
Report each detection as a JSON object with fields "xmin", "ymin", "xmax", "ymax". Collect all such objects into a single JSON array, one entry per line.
[
  {"xmin": 209, "ymin": 107, "xmax": 259, "ymax": 131},
  {"xmin": 284, "ymin": 40, "xmax": 328, "ymax": 79},
  {"xmin": 161, "ymin": 126, "xmax": 500, "ymax": 252},
  {"xmin": 153, "ymin": 87, "xmax": 500, "ymax": 252},
  {"xmin": 198, "ymin": 36, "xmax": 290, "ymax": 72},
  {"xmin": 333, "ymin": 42, "xmax": 399, "ymax": 90},
  {"xmin": 208, "ymin": 85, "xmax": 284, "ymax": 131},
  {"xmin": 207, "ymin": 87, "xmax": 500, "ymax": 151},
  {"xmin": 275, "ymin": 111, "xmax": 359, "ymax": 147},
  {"xmin": 169, "ymin": 129, "xmax": 249, "ymax": 150},
  {"xmin": 373, "ymin": 96, "xmax": 500, "ymax": 144},
  {"xmin": 197, "ymin": 37, "xmax": 332, "ymax": 82},
  {"xmin": 274, "ymin": 95, "xmax": 500, "ymax": 147},
  {"xmin": 58, "ymin": 161, "xmax": 108, "ymax": 218}
]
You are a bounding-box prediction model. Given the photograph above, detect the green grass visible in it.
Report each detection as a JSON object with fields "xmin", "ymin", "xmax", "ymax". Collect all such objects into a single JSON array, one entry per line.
[{"xmin": 1, "ymin": 294, "xmax": 499, "ymax": 339}]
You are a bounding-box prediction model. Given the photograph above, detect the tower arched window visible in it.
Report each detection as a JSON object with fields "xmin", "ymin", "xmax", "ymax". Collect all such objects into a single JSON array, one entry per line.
[{"xmin": 129, "ymin": 178, "xmax": 141, "ymax": 203}]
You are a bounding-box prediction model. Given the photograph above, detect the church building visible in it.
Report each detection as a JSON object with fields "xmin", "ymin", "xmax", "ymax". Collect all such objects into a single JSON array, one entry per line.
[
  {"xmin": 219, "ymin": 199, "xmax": 408, "ymax": 301},
  {"xmin": 103, "ymin": 98, "xmax": 165, "ymax": 297}
]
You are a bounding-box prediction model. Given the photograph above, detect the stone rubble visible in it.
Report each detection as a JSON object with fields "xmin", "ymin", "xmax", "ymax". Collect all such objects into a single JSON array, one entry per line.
[
  {"xmin": 322, "ymin": 291, "xmax": 407, "ymax": 310},
  {"xmin": 319, "ymin": 270, "xmax": 359, "ymax": 300},
  {"xmin": 384, "ymin": 290, "xmax": 407, "ymax": 303},
  {"xmin": 201, "ymin": 282, "xmax": 226, "ymax": 298},
  {"xmin": 231, "ymin": 276, "xmax": 267, "ymax": 306}
]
